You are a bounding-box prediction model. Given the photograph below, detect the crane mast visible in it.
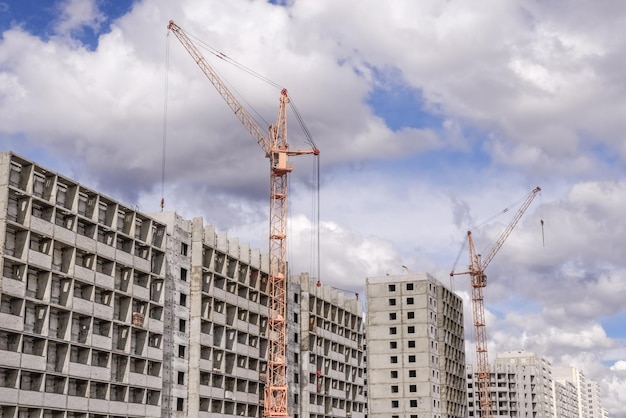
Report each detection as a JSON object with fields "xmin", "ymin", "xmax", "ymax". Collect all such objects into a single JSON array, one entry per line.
[
  {"xmin": 452, "ymin": 186, "xmax": 541, "ymax": 418},
  {"xmin": 168, "ymin": 21, "xmax": 318, "ymax": 418}
]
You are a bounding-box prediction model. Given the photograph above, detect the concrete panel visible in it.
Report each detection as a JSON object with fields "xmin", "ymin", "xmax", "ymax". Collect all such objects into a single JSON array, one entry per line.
[
  {"xmin": 129, "ymin": 372, "xmax": 147, "ymax": 386},
  {"xmin": 54, "ymin": 225, "xmax": 75, "ymax": 244},
  {"xmin": 43, "ymin": 392, "xmax": 67, "ymax": 409},
  {"xmin": 200, "ymin": 358, "xmax": 212, "ymax": 371},
  {"xmin": 68, "ymin": 362, "xmax": 92, "ymax": 379},
  {"xmin": 0, "ymin": 351, "xmax": 20, "ymax": 368},
  {"xmin": 94, "ymin": 242, "xmax": 115, "ymax": 259},
  {"xmin": 211, "ymin": 387, "xmax": 224, "ymax": 398},
  {"xmin": 109, "ymin": 401, "xmax": 128, "ymax": 415},
  {"xmin": 212, "ymin": 312, "xmax": 226, "ymax": 326},
  {"xmin": 0, "ymin": 387, "xmax": 18, "ymax": 404},
  {"xmin": 147, "ymin": 317, "xmax": 163, "ymax": 333},
  {"xmin": 73, "ymin": 265, "xmax": 94, "ymax": 283},
  {"xmin": 132, "ymin": 284, "xmax": 150, "ymax": 301},
  {"xmin": 146, "ymin": 374, "xmax": 161, "ymax": 389},
  {"xmin": 30, "ymin": 216, "xmax": 54, "ymax": 236},
  {"xmin": 116, "ymin": 249, "xmax": 133, "ymax": 266},
  {"xmin": 133, "ymin": 256, "xmax": 150, "ymax": 272},
  {"xmin": 89, "ymin": 399, "xmax": 109, "ymax": 413},
  {"xmin": 76, "ymin": 235, "xmax": 96, "ymax": 252},
  {"xmin": 128, "ymin": 403, "xmax": 146, "ymax": 416},
  {"xmin": 199, "ymin": 385, "xmax": 211, "ymax": 397},
  {"xmin": 21, "ymin": 353, "xmax": 45, "ymax": 370},
  {"xmin": 95, "ymin": 272, "xmax": 114, "ymax": 290},
  {"xmin": 146, "ymin": 405, "xmax": 161, "ymax": 417},
  {"xmin": 1, "ymin": 278, "xmax": 25, "ymax": 297},
  {"xmin": 67, "ymin": 396, "xmax": 89, "ymax": 411},
  {"xmin": 91, "ymin": 366, "xmax": 110, "ymax": 381},
  {"xmin": 28, "ymin": 250, "xmax": 52, "ymax": 269},
  {"xmin": 91, "ymin": 334, "xmax": 112, "ymax": 351},
  {"xmin": 72, "ymin": 297, "xmax": 93, "ymax": 315},
  {"xmin": 19, "ymin": 390, "xmax": 44, "ymax": 405},
  {"xmin": 147, "ymin": 347, "xmax": 162, "ymax": 360},
  {"xmin": 93, "ymin": 303, "xmax": 113, "ymax": 320}
]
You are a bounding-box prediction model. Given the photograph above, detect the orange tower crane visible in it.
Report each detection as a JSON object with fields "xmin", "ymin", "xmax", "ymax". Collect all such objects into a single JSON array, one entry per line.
[
  {"xmin": 451, "ymin": 186, "xmax": 541, "ymax": 418},
  {"xmin": 167, "ymin": 21, "xmax": 319, "ymax": 418}
]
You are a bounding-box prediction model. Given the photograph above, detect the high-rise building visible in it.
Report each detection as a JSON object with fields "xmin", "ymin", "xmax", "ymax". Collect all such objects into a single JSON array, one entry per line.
[
  {"xmin": 0, "ymin": 152, "xmax": 167, "ymax": 417},
  {"xmin": 365, "ymin": 272, "xmax": 466, "ymax": 418},
  {"xmin": 586, "ymin": 380, "xmax": 608, "ymax": 418},
  {"xmin": 466, "ymin": 351, "xmax": 554, "ymax": 418},
  {"xmin": 553, "ymin": 366, "xmax": 589, "ymax": 418},
  {"xmin": 553, "ymin": 378, "xmax": 579, "ymax": 418},
  {"xmin": 149, "ymin": 212, "xmax": 271, "ymax": 418},
  {"xmin": 553, "ymin": 366, "xmax": 607, "ymax": 418},
  {"xmin": 291, "ymin": 273, "xmax": 366, "ymax": 418},
  {"xmin": 436, "ymin": 283, "xmax": 467, "ymax": 418},
  {"xmin": 587, "ymin": 380, "xmax": 608, "ymax": 418},
  {"xmin": 0, "ymin": 151, "xmax": 369, "ymax": 418}
]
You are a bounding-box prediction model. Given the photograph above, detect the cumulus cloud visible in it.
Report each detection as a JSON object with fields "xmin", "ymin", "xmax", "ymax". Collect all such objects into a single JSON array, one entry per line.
[
  {"xmin": 2, "ymin": 0, "xmax": 626, "ymax": 413},
  {"xmin": 610, "ymin": 361, "xmax": 626, "ymax": 372},
  {"xmin": 54, "ymin": 0, "xmax": 106, "ymax": 38}
]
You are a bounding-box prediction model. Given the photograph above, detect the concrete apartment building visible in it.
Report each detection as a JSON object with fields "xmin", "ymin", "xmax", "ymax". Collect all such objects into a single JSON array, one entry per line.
[
  {"xmin": 0, "ymin": 152, "xmax": 167, "ymax": 417},
  {"xmin": 586, "ymin": 380, "xmax": 608, "ymax": 418},
  {"xmin": 465, "ymin": 352, "xmax": 611, "ymax": 418},
  {"xmin": 553, "ymin": 366, "xmax": 607, "ymax": 418},
  {"xmin": 0, "ymin": 151, "xmax": 368, "ymax": 418},
  {"xmin": 553, "ymin": 378, "xmax": 580, "ymax": 418},
  {"xmin": 149, "ymin": 211, "xmax": 271, "ymax": 418},
  {"xmin": 365, "ymin": 272, "xmax": 467, "ymax": 418},
  {"xmin": 291, "ymin": 273, "xmax": 367, "ymax": 418},
  {"xmin": 553, "ymin": 367, "xmax": 589, "ymax": 418},
  {"xmin": 467, "ymin": 351, "xmax": 554, "ymax": 418}
]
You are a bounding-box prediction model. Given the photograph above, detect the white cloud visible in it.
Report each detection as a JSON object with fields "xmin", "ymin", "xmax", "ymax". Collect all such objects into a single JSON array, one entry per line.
[
  {"xmin": 2, "ymin": 0, "xmax": 626, "ymax": 414},
  {"xmin": 54, "ymin": 0, "xmax": 106, "ymax": 37},
  {"xmin": 610, "ymin": 361, "xmax": 626, "ymax": 372}
]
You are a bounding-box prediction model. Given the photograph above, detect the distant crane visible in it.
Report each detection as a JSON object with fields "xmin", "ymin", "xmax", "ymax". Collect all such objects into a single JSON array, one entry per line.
[
  {"xmin": 451, "ymin": 186, "xmax": 541, "ymax": 418},
  {"xmin": 168, "ymin": 21, "xmax": 319, "ymax": 418}
]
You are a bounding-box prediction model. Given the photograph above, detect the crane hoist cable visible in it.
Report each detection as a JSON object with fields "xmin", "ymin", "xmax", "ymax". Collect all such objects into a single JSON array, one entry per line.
[
  {"xmin": 450, "ymin": 186, "xmax": 541, "ymax": 418},
  {"xmin": 185, "ymin": 28, "xmax": 321, "ymax": 284},
  {"xmin": 168, "ymin": 21, "xmax": 319, "ymax": 418},
  {"xmin": 161, "ymin": 31, "xmax": 171, "ymax": 211},
  {"xmin": 185, "ymin": 29, "xmax": 319, "ymax": 151}
]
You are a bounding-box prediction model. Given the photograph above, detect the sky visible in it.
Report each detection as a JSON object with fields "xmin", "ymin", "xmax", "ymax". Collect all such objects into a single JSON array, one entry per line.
[{"xmin": 1, "ymin": 0, "xmax": 625, "ymax": 414}]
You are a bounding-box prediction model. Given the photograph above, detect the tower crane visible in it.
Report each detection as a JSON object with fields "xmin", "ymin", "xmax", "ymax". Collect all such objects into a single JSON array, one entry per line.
[
  {"xmin": 167, "ymin": 21, "xmax": 319, "ymax": 418},
  {"xmin": 450, "ymin": 186, "xmax": 541, "ymax": 418}
]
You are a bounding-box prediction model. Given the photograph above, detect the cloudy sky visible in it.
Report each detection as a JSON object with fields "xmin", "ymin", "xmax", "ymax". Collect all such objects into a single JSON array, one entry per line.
[{"xmin": 1, "ymin": 0, "xmax": 625, "ymax": 413}]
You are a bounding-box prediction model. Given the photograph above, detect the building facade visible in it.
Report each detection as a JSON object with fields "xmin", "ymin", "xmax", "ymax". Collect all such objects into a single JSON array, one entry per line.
[
  {"xmin": 365, "ymin": 273, "xmax": 466, "ymax": 418},
  {"xmin": 0, "ymin": 152, "xmax": 167, "ymax": 417},
  {"xmin": 467, "ymin": 351, "xmax": 554, "ymax": 418},
  {"xmin": 292, "ymin": 273, "xmax": 366, "ymax": 418},
  {"xmin": 150, "ymin": 212, "xmax": 271, "ymax": 418},
  {"xmin": 586, "ymin": 380, "xmax": 607, "ymax": 418},
  {"xmin": 552, "ymin": 366, "xmax": 608, "ymax": 418},
  {"xmin": 553, "ymin": 378, "xmax": 579, "ymax": 418},
  {"xmin": 436, "ymin": 283, "xmax": 467, "ymax": 418},
  {"xmin": 0, "ymin": 152, "xmax": 369, "ymax": 418},
  {"xmin": 553, "ymin": 367, "xmax": 589, "ymax": 418}
]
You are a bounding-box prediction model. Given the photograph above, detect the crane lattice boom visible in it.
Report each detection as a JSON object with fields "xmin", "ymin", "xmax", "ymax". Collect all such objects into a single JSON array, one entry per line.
[
  {"xmin": 452, "ymin": 186, "xmax": 541, "ymax": 418},
  {"xmin": 168, "ymin": 21, "xmax": 318, "ymax": 418}
]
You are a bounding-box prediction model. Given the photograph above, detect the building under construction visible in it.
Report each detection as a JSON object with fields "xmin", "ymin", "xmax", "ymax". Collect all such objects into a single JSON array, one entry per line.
[
  {"xmin": 0, "ymin": 152, "xmax": 167, "ymax": 417},
  {"xmin": 365, "ymin": 273, "xmax": 467, "ymax": 418},
  {"xmin": 0, "ymin": 151, "xmax": 366, "ymax": 418}
]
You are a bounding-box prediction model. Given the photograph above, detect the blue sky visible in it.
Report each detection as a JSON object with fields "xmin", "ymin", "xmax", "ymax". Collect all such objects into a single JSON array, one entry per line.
[
  {"xmin": 2, "ymin": 0, "xmax": 626, "ymax": 414},
  {"xmin": 0, "ymin": 0, "xmax": 135, "ymax": 49}
]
